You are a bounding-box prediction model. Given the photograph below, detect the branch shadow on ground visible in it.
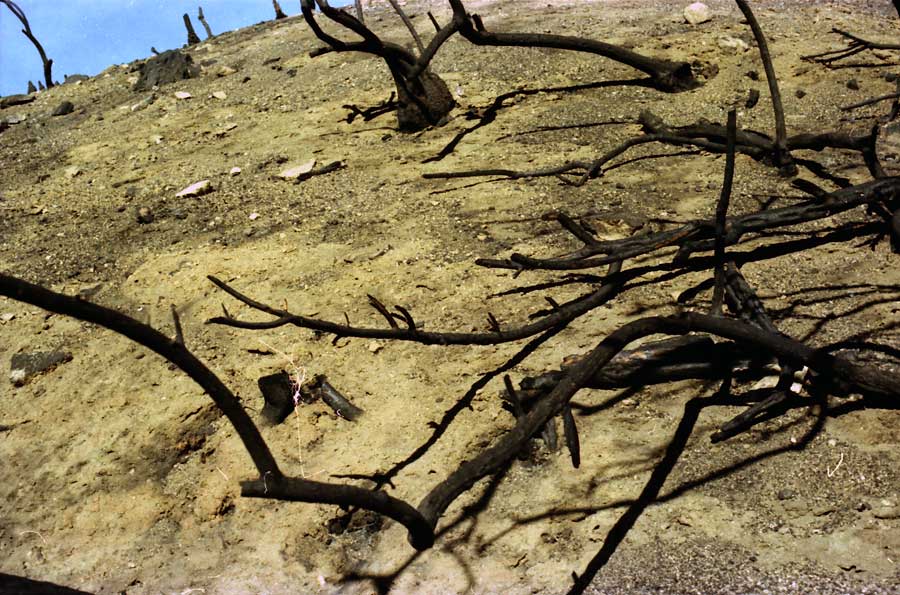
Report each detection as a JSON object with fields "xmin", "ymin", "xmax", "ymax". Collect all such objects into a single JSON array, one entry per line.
[{"xmin": 423, "ymin": 78, "xmax": 650, "ymax": 164}]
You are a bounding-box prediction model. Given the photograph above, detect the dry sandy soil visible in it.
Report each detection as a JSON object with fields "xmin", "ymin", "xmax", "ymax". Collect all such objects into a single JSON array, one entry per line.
[{"xmin": 1, "ymin": 1, "xmax": 899, "ymax": 593}]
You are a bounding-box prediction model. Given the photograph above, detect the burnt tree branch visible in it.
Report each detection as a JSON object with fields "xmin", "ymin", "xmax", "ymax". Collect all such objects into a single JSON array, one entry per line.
[
  {"xmin": 1, "ymin": 0, "xmax": 54, "ymax": 89},
  {"xmin": 446, "ymin": 0, "xmax": 704, "ymax": 92}
]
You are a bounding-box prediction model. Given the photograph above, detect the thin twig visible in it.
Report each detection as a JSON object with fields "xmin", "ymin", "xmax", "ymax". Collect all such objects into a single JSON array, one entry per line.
[{"xmin": 711, "ymin": 109, "xmax": 737, "ymax": 315}]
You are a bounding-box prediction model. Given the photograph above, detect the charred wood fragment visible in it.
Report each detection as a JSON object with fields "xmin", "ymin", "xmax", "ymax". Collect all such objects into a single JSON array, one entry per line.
[
  {"xmin": 183, "ymin": 13, "xmax": 201, "ymax": 46},
  {"xmin": 309, "ymin": 374, "xmax": 364, "ymax": 421}
]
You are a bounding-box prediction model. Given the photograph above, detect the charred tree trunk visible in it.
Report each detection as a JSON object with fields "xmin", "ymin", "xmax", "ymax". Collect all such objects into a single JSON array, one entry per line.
[
  {"xmin": 354, "ymin": 0, "xmax": 364, "ymax": 23},
  {"xmin": 1, "ymin": 1, "xmax": 54, "ymax": 89},
  {"xmin": 197, "ymin": 6, "xmax": 213, "ymax": 38},
  {"xmin": 183, "ymin": 13, "xmax": 201, "ymax": 45},
  {"xmin": 390, "ymin": 67, "xmax": 455, "ymax": 131},
  {"xmin": 301, "ymin": 0, "xmax": 455, "ymax": 132},
  {"xmin": 272, "ymin": 0, "xmax": 288, "ymax": 20}
]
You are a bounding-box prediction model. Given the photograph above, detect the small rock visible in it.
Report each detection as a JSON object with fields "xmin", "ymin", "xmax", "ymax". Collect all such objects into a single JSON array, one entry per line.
[
  {"xmin": 795, "ymin": 89, "xmax": 807, "ymax": 99},
  {"xmin": 813, "ymin": 505, "xmax": 836, "ymax": 517},
  {"xmin": 174, "ymin": 91, "xmax": 192, "ymax": 100},
  {"xmin": 746, "ymin": 70, "xmax": 760, "ymax": 81},
  {"xmin": 776, "ymin": 489, "xmax": 796, "ymax": 501},
  {"xmin": 846, "ymin": 79, "xmax": 860, "ymax": 91},
  {"xmin": 211, "ymin": 91, "xmax": 227, "ymax": 100},
  {"xmin": 884, "ymin": 72, "xmax": 898, "ymax": 83},
  {"xmin": 752, "ymin": 375, "xmax": 779, "ymax": 391},
  {"xmin": 277, "ymin": 159, "xmax": 316, "ymax": 180},
  {"xmin": 131, "ymin": 94, "xmax": 156, "ymax": 111},
  {"xmin": 248, "ymin": 212, "xmax": 260, "ymax": 221},
  {"xmin": 718, "ymin": 35, "xmax": 749, "ymax": 53},
  {"xmin": 64, "ymin": 166, "xmax": 82, "ymax": 178},
  {"xmin": 367, "ymin": 341, "xmax": 383, "ymax": 354},
  {"xmin": 9, "ymin": 369, "xmax": 26, "ymax": 386},
  {"xmin": 136, "ymin": 206, "xmax": 154, "ymax": 224},
  {"xmin": 77, "ymin": 284, "xmax": 102, "ymax": 299},
  {"xmin": 0, "ymin": 313, "xmax": 15, "ymax": 323},
  {"xmin": 151, "ymin": 134, "xmax": 163, "ymax": 144},
  {"xmin": 229, "ymin": 166, "xmax": 242, "ymax": 176},
  {"xmin": 217, "ymin": 65, "xmax": 237, "ymax": 77},
  {"xmin": 10, "ymin": 349, "xmax": 72, "ymax": 386},
  {"xmin": 6, "ymin": 114, "xmax": 26, "ymax": 125},
  {"xmin": 212, "ymin": 122, "xmax": 238, "ymax": 138},
  {"xmin": 684, "ymin": 2, "xmax": 711, "ymax": 25},
  {"xmin": 51, "ymin": 101, "xmax": 75, "ymax": 116},
  {"xmin": 175, "ymin": 179, "xmax": 213, "ymax": 198},
  {"xmin": 872, "ymin": 505, "xmax": 900, "ymax": 519},
  {"xmin": 0, "ymin": 93, "xmax": 35, "ymax": 109}
]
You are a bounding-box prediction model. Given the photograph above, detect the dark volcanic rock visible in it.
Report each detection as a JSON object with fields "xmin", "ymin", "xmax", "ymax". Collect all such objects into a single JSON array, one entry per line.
[
  {"xmin": 64, "ymin": 74, "xmax": 90, "ymax": 84},
  {"xmin": 10, "ymin": 349, "xmax": 72, "ymax": 386},
  {"xmin": 133, "ymin": 50, "xmax": 200, "ymax": 91},
  {"xmin": 0, "ymin": 94, "xmax": 35, "ymax": 109},
  {"xmin": 51, "ymin": 101, "xmax": 75, "ymax": 116}
]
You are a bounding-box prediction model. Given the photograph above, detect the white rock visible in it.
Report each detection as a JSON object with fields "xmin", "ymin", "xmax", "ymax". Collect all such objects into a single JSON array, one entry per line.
[
  {"xmin": 211, "ymin": 91, "xmax": 227, "ymax": 100},
  {"xmin": 229, "ymin": 166, "xmax": 242, "ymax": 176},
  {"xmin": 175, "ymin": 179, "xmax": 213, "ymax": 198},
  {"xmin": 10, "ymin": 369, "xmax": 26, "ymax": 386},
  {"xmin": 130, "ymin": 94, "xmax": 155, "ymax": 111},
  {"xmin": 718, "ymin": 35, "xmax": 749, "ymax": 52},
  {"xmin": 277, "ymin": 159, "xmax": 316, "ymax": 180},
  {"xmin": 751, "ymin": 375, "xmax": 779, "ymax": 391},
  {"xmin": 64, "ymin": 166, "xmax": 82, "ymax": 178},
  {"xmin": 684, "ymin": 2, "xmax": 711, "ymax": 25},
  {"xmin": 217, "ymin": 65, "xmax": 237, "ymax": 77},
  {"xmin": 248, "ymin": 212, "xmax": 260, "ymax": 220},
  {"xmin": 174, "ymin": 91, "xmax": 192, "ymax": 100},
  {"xmin": 0, "ymin": 312, "xmax": 15, "ymax": 322}
]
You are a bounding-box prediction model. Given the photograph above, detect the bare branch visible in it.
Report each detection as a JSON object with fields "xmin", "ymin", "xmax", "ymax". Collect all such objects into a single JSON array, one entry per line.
[
  {"xmin": 1, "ymin": 0, "xmax": 54, "ymax": 88},
  {"xmin": 734, "ymin": 0, "xmax": 795, "ymax": 175}
]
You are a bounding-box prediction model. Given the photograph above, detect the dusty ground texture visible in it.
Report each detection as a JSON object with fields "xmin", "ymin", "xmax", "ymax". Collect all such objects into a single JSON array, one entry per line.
[{"xmin": 1, "ymin": 1, "xmax": 899, "ymax": 593}]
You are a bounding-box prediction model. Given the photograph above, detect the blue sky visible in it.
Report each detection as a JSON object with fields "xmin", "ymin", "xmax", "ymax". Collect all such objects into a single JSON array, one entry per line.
[{"xmin": 0, "ymin": 1, "xmax": 350, "ymax": 96}]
